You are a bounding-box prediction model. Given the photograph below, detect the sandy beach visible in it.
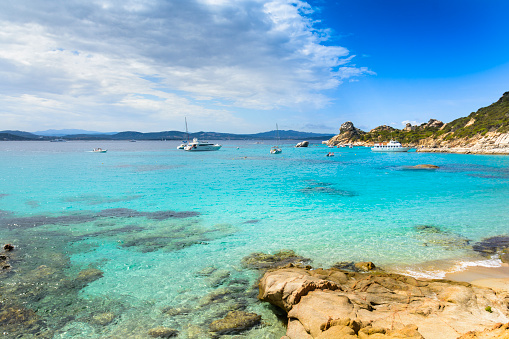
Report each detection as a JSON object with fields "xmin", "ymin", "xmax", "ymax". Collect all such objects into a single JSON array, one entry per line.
[{"xmin": 445, "ymin": 263, "xmax": 509, "ymax": 292}]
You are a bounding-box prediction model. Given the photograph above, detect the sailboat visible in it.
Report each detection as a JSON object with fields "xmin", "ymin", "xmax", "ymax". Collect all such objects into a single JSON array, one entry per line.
[
  {"xmin": 177, "ymin": 117, "xmax": 189, "ymax": 149},
  {"xmin": 270, "ymin": 124, "xmax": 282, "ymax": 154}
]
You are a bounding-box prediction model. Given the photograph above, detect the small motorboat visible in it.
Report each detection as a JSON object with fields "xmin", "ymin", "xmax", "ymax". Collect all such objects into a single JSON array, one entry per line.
[
  {"xmin": 90, "ymin": 148, "xmax": 107, "ymax": 153},
  {"xmin": 270, "ymin": 147, "xmax": 282, "ymax": 154}
]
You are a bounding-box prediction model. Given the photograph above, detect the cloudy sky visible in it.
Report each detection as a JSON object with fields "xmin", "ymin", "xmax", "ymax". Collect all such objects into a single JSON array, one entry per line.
[{"xmin": 1, "ymin": 0, "xmax": 508, "ymax": 134}]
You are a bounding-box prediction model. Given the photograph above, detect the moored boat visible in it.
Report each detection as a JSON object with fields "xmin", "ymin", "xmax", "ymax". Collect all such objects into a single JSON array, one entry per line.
[
  {"xmin": 184, "ymin": 138, "xmax": 221, "ymax": 151},
  {"xmin": 270, "ymin": 123, "xmax": 282, "ymax": 154},
  {"xmin": 371, "ymin": 140, "xmax": 411, "ymax": 152},
  {"xmin": 90, "ymin": 148, "xmax": 107, "ymax": 153}
]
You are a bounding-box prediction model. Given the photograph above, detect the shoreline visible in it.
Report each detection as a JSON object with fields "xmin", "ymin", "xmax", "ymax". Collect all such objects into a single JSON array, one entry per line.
[
  {"xmin": 445, "ymin": 263, "xmax": 509, "ymax": 292},
  {"xmin": 416, "ymin": 147, "xmax": 509, "ymax": 155}
]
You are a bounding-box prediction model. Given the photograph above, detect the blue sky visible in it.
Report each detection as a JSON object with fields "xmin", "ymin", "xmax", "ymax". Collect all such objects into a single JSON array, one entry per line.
[{"xmin": 1, "ymin": 0, "xmax": 508, "ymax": 134}]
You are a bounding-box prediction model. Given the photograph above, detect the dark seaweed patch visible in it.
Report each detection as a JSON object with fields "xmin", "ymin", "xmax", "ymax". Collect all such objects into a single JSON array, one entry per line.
[
  {"xmin": 242, "ymin": 219, "xmax": 260, "ymax": 224},
  {"xmin": 0, "ymin": 208, "xmax": 199, "ymax": 230},
  {"xmin": 25, "ymin": 200, "xmax": 40, "ymax": 208},
  {"xmin": 0, "ymin": 214, "xmax": 98, "ymax": 230},
  {"xmin": 472, "ymin": 236, "xmax": 509, "ymax": 255},
  {"xmin": 0, "ymin": 193, "xmax": 8, "ymax": 198},
  {"xmin": 97, "ymin": 208, "xmax": 199, "ymax": 219},
  {"xmin": 63, "ymin": 194, "xmax": 142, "ymax": 205},
  {"xmin": 413, "ymin": 225, "xmax": 471, "ymax": 250},
  {"xmin": 300, "ymin": 186, "xmax": 357, "ymax": 196}
]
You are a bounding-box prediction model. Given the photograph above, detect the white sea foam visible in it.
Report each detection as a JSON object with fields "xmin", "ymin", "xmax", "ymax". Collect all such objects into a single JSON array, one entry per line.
[{"xmin": 396, "ymin": 255, "xmax": 503, "ymax": 280}]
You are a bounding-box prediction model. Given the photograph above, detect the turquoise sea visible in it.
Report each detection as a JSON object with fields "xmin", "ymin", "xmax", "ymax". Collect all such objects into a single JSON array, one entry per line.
[{"xmin": 1, "ymin": 140, "xmax": 508, "ymax": 338}]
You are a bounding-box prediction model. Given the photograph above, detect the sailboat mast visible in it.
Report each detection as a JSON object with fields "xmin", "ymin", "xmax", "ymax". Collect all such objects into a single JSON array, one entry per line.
[
  {"xmin": 276, "ymin": 123, "xmax": 280, "ymax": 147},
  {"xmin": 185, "ymin": 117, "xmax": 189, "ymax": 143}
]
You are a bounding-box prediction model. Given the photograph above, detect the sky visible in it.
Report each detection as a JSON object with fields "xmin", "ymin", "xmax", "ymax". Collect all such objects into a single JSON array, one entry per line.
[{"xmin": 1, "ymin": 0, "xmax": 508, "ymax": 134}]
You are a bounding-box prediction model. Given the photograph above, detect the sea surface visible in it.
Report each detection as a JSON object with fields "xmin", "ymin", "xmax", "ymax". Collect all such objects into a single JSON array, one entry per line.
[{"xmin": 1, "ymin": 140, "xmax": 508, "ymax": 338}]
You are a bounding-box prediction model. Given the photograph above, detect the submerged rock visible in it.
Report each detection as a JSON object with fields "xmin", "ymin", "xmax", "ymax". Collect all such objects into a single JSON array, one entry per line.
[
  {"xmin": 91, "ymin": 312, "xmax": 115, "ymax": 326},
  {"xmin": 207, "ymin": 269, "xmax": 230, "ymax": 287},
  {"xmin": 414, "ymin": 225, "xmax": 471, "ymax": 250},
  {"xmin": 403, "ymin": 164, "xmax": 440, "ymax": 170},
  {"xmin": 209, "ymin": 310, "xmax": 261, "ymax": 335},
  {"xmin": 473, "ymin": 236, "xmax": 509, "ymax": 264},
  {"xmin": 258, "ymin": 265, "xmax": 509, "ymax": 339},
  {"xmin": 4, "ymin": 243, "xmax": 14, "ymax": 251},
  {"xmin": 148, "ymin": 326, "xmax": 178, "ymax": 338},
  {"xmin": 0, "ymin": 303, "xmax": 47, "ymax": 337},
  {"xmin": 241, "ymin": 250, "xmax": 311, "ymax": 270}
]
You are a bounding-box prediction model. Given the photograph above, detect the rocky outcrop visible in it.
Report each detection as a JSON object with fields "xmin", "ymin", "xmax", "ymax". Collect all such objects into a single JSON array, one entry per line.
[
  {"xmin": 259, "ymin": 265, "xmax": 509, "ymax": 339},
  {"xmin": 417, "ymin": 132, "xmax": 509, "ymax": 154},
  {"xmin": 296, "ymin": 141, "xmax": 309, "ymax": 147},
  {"xmin": 327, "ymin": 122, "xmax": 366, "ymax": 146}
]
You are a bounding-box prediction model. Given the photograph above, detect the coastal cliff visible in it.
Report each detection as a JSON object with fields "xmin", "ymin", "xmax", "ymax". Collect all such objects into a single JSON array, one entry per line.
[
  {"xmin": 258, "ymin": 264, "xmax": 509, "ymax": 339},
  {"xmin": 326, "ymin": 92, "xmax": 509, "ymax": 154}
]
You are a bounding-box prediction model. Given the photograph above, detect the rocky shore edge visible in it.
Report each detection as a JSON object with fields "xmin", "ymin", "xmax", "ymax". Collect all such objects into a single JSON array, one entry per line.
[
  {"xmin": 258, "ymin": 262, "xmax": 509, "ymax": 339},
  {"xmin": 326, "ymin": 121, "xmax": 509, "ymax": 155}
]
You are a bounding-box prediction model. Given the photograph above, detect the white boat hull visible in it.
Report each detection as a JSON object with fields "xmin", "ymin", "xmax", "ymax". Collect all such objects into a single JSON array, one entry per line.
[
  {"xmin": 371, "ymin": 140, "xmax": 411, "ymax": 152},
  {"xmin": 184, "ymin": 145, "xmax": 221, "ymax": 151},
  {"xmin": 371, "ymin": 147, "xmax": 411, "ymax": 152}
]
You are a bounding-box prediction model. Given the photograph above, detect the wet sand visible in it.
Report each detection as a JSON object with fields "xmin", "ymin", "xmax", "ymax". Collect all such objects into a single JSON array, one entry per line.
[{"xmin": 445, "ymin": 263, "xmax": 509, "ymax": 292}]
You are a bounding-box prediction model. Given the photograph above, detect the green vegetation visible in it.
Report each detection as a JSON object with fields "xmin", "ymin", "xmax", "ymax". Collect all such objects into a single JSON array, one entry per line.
[
  {"xmin": 355, "ymin": 92, "xmax": 509, "ymax": 144},
  {"xmin": 485, "ymin": 306, "xmax": 493, "ymax": 313}
]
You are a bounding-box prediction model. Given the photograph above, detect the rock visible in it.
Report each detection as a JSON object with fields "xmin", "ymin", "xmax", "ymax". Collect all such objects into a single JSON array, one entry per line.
[
  {"xmin": 207, "ymin": 269, "xmax": 230, "ymax": 287},
  {"xmin": 91, "ymin": 312, "xmax": 115, "ymax": 326},
  {"xmin": 0, "ymin": 304, "xmax": 44, "ymax": 336},
  {"xmin": 296, "ymin": 141, "xmax": 309, "ymax": 147},
  {"xmin": 424, "ymin": 119, "xmax": 444, "ymax": 129},
  {"xmin": 403, "ymin": 164, "xmax": 440, "ymax": 170},
  {"xmin": 340, "ymin": 121, "xmax": 356, "ymax": 133},
  {"xmin": 241, "ymin": 250, "xmax": 311, "ymax": 270},
  {"xmin": 258, "ymin": 265, "xmax": 509, "ymax": 339},
  {"xmin": 209, "ymin": 310, "xmax": 261, "ymax": 335},
  {"xmin": 404, "ymin": 123, "xmax": 416, "ymax": 132},
  {"xmin": 3, "ymin": 244, "xmax": 14, "ymax": 251},
  {"xmin": 473, "ymin": 236, "xmax": 509, "ymax": 257},
  {"xmin": 354, "ymin": 262, "xmax": 376, "ymax": 271},
  {"xmin": 457, "ymin": 322, "xmax": 509, "ymax": 338},
  {"xmin": 327, "ymin": 122, "xmax": 366, "ymax": 146},
  {"xmin": 196, "ymin": 266, "xmax": 216, "ymax": 276},
  {"xmin": 76, "ymin": 268, "xmax": 103, "ymax": 283},
  {"xmin": 148, "ymin": 326, "xmax": 178, "ymax": 338},
  {"xmin": 162, "ymin": 306, "xmax": 192, "ymax": 316}
]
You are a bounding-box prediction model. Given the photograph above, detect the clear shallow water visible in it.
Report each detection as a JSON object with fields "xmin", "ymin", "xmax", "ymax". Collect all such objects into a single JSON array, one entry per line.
[{"xmin": 1, "ymin": 140, "xmax": 508, "ymax": 338}]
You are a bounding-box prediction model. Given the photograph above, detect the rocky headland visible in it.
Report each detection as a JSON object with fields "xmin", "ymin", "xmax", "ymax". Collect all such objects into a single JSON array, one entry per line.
[{"xmin": 326, "ymin": 92, "xmax": 509, "ymax": 154}]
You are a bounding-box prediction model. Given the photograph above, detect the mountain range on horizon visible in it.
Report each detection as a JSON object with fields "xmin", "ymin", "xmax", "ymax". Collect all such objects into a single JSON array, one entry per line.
[{"xmin": 0, "ymin": 128, "xmax": 334, "ymax": 141}]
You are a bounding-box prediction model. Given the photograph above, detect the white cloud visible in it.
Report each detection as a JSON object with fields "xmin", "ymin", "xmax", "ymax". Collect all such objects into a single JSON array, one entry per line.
[{"xmin": 0, "ymin": 0, "xmax": 373, "ymax": 132}]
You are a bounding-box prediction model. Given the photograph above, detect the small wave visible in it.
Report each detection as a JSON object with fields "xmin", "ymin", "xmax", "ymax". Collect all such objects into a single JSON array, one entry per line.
[{"xmin": 393, "ymin": 256, "xmax": 503, "ymax": 280}]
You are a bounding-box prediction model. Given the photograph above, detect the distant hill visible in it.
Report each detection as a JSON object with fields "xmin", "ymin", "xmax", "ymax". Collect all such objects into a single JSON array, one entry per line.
[
  {"xmin": 1, "ymin": 129, "xmax": 333, "ymax": 141},
  {"xmin": 33, "ymin": 129, "xmax": 116, "ymax": 136},
  {"xmin": 1, "ymin": 130, "xmax": 40, "ymax": 139},
  {"xmin": 0, "ymin": 132, "xmax": 35, "ymax": 141}
]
